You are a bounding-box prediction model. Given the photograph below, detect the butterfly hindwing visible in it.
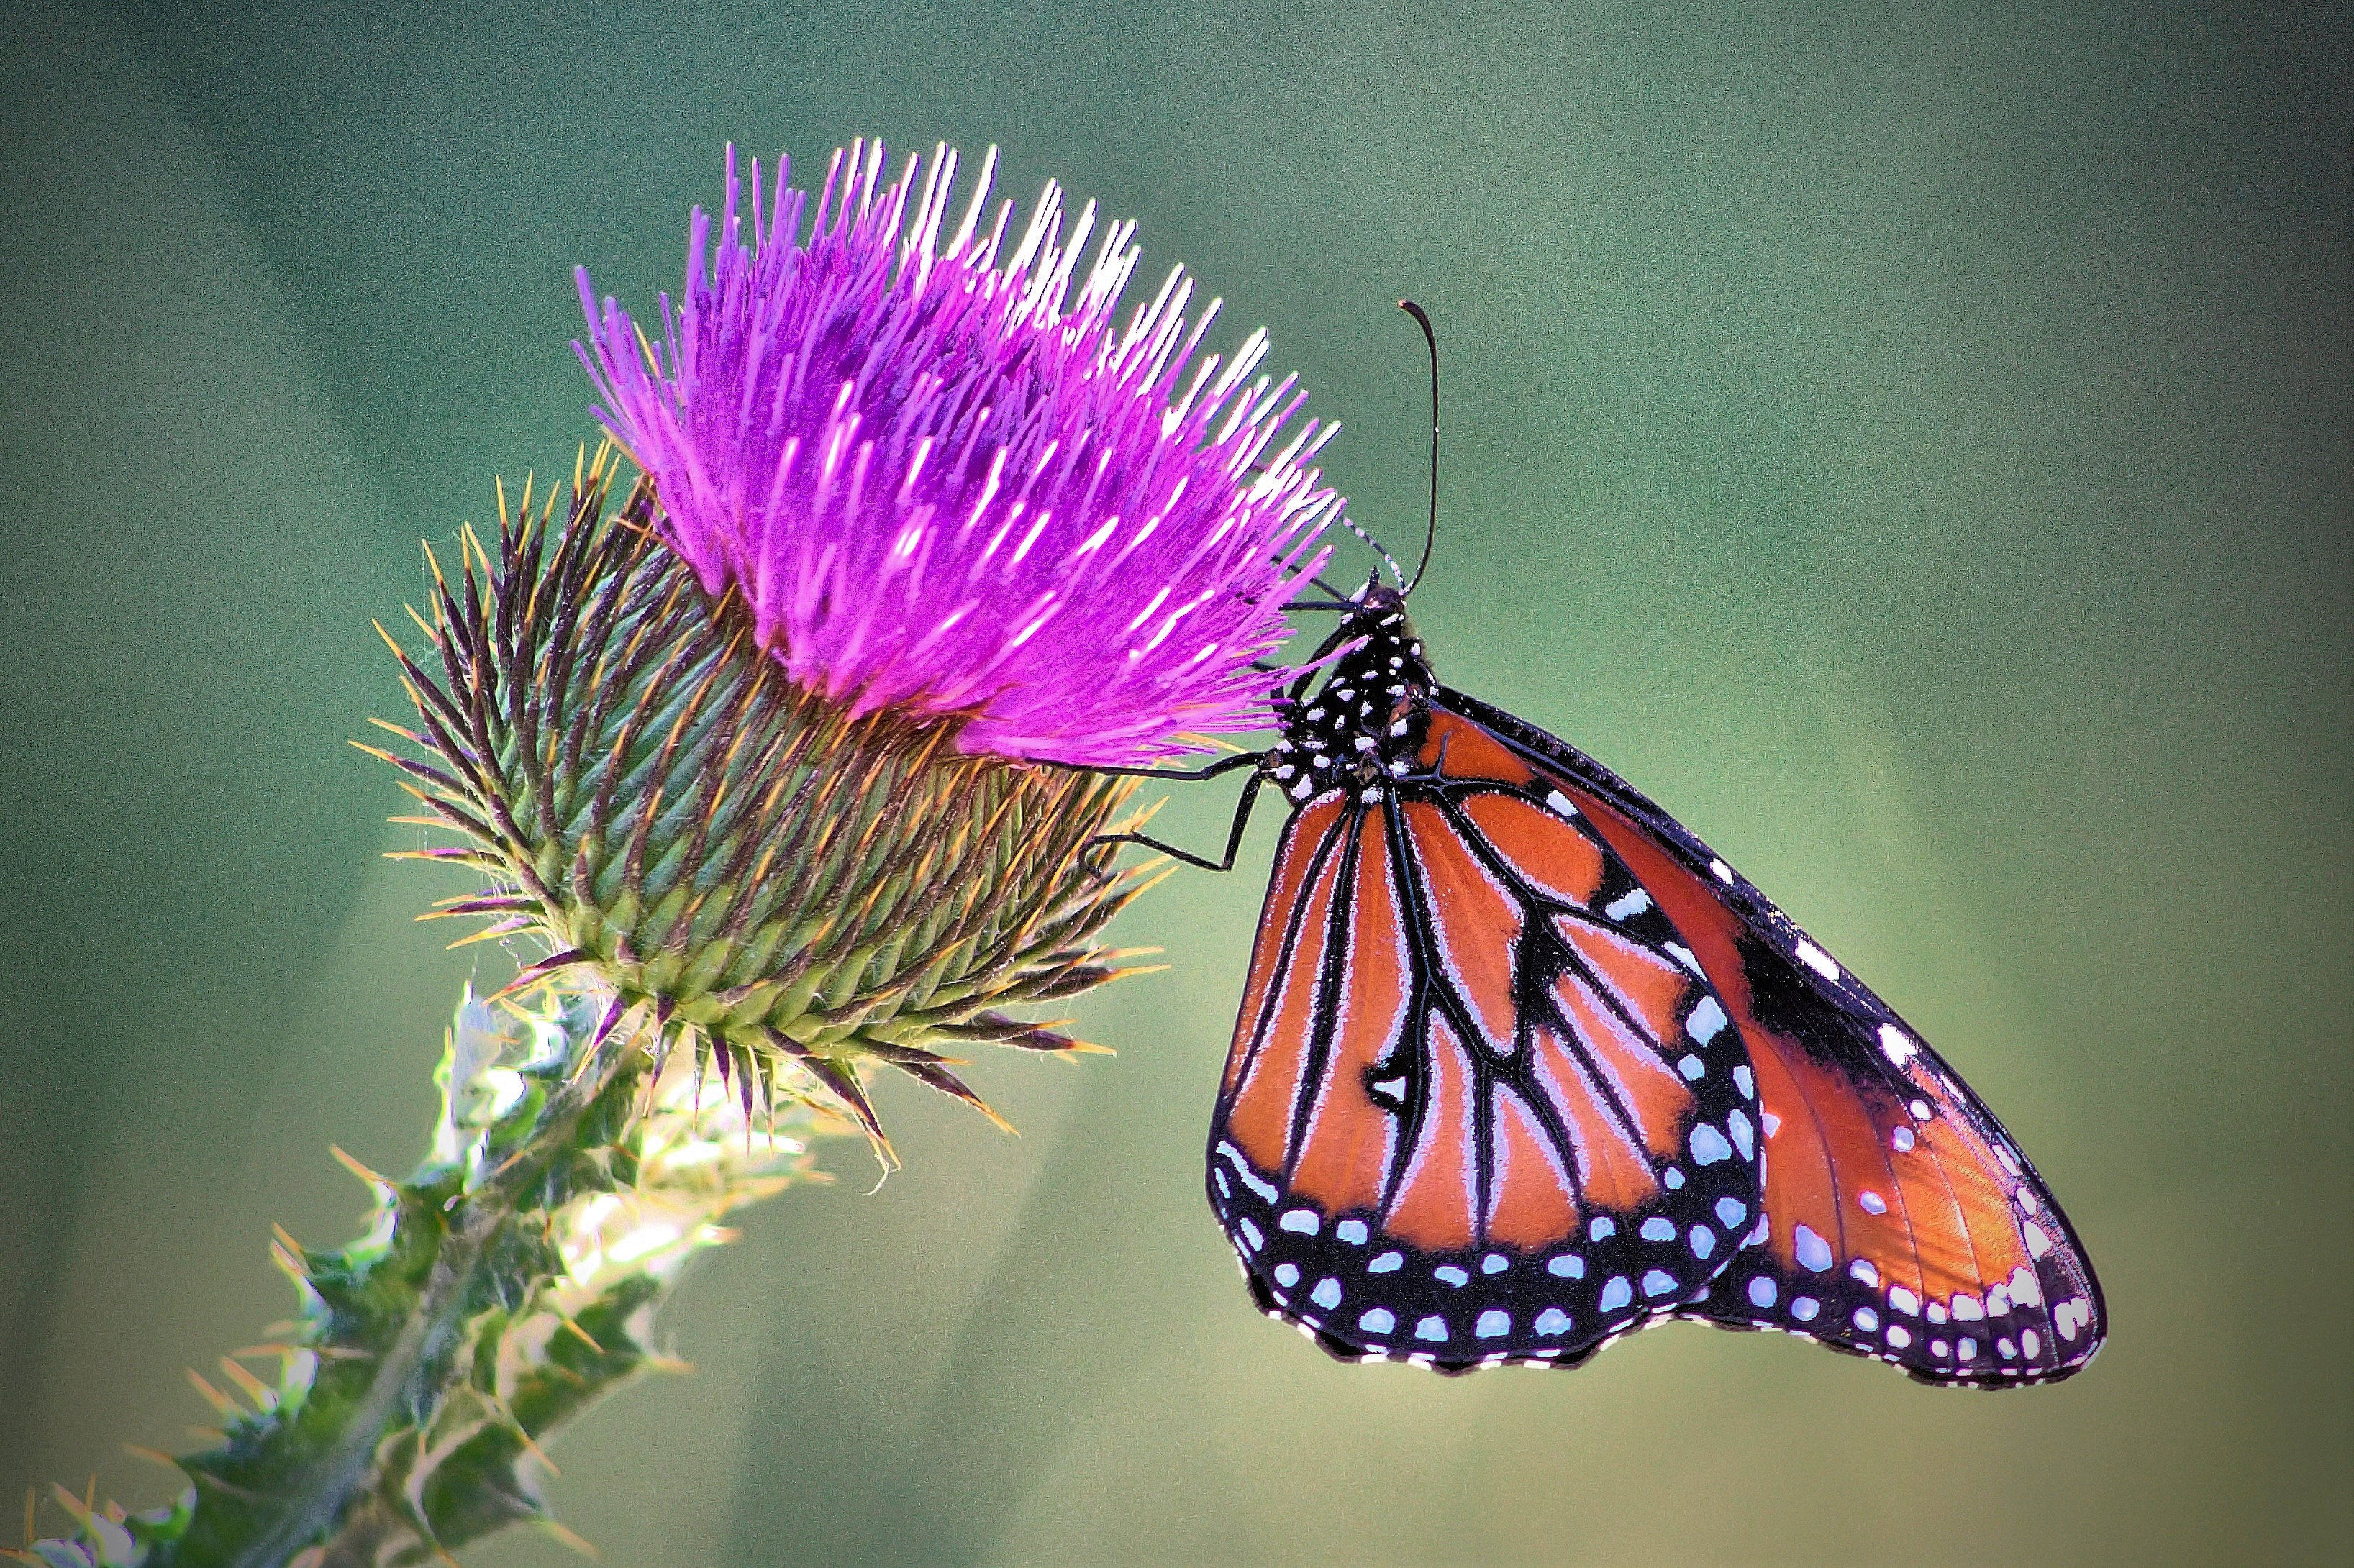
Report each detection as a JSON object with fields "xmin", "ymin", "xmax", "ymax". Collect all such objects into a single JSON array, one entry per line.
[
  {"xmin": 1208, "ymin": 703, "xmax": 1763, "ymax": 1371},
  {"xmin": 1440, "ymin": 687, "xmax": 2107, "ymax": 1386}
]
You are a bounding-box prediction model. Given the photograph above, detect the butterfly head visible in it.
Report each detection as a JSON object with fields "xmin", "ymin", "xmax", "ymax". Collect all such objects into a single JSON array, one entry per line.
[{"xmin": 1268, "ymin": 585, "xmax": 1435, "ymax": 805}]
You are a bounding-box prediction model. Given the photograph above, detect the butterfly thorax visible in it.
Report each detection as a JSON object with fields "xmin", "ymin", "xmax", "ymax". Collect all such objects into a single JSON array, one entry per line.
[{"xmin": 1268, "ymin": 587, "xmax": 1435, "ymax": 807}]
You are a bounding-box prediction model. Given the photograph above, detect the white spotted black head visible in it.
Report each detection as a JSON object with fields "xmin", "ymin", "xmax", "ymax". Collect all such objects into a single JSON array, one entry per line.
[{"xmin": 1265, "ymin": 585, "xmax": 1435, "ymax": 806}]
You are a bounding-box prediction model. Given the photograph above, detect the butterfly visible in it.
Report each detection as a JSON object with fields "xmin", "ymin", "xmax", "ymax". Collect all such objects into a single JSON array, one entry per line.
[{"xmin": 1117, "ymin": 308, "xmax": 2105, "ymax": 1386}]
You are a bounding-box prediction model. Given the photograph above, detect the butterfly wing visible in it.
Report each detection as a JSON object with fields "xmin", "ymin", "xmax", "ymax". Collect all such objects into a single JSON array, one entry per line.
[
  {"xmin": 1439, "ymin": 688, "xmax": 2107, "ymax": 1386},
  {"xmin": 1207, "ymin": 728, "xmax": 1763, "ymax": 1371}
]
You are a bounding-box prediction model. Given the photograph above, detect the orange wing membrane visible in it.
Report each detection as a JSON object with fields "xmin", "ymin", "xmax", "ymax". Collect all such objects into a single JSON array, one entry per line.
[{"xmin": 1207, "ymin": 649, "xmax": 1763, "ymax": 1372}]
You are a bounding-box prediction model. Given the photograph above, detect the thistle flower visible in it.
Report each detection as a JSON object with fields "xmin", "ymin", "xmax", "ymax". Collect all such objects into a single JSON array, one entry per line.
[
  {"xmin": 575, "ymin": 139, "xmax": 1340, "ymax": 765},
  {"xmin": 19, "ymin": 145, "xmax": 1347, "ymax": 1567}
]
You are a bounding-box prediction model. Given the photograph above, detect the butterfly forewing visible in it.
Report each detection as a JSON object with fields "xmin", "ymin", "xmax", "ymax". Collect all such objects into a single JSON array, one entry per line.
[
  {"xmin": 1207, "ymin": 705, "xmax": 1763, "ymax": 1372},
  {"xmin": 1444, "ymin": 688, "xmax": 2107, "ymax": 1386}
]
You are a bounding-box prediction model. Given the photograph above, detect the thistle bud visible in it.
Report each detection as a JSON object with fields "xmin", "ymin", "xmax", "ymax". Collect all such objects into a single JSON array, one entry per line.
[{"xmin": 376, "ymin": 455, "xmax": 1145, "ymax": 1157}]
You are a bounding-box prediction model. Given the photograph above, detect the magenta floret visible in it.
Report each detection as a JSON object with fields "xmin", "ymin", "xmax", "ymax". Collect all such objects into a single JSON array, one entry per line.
[{"xmin": 576, "ymin": 140, "xmax": 1340, "ymax": 765}]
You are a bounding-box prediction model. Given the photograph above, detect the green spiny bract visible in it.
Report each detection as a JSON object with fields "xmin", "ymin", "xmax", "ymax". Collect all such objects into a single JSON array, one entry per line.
[{"xmin": 370, "ymin": 447, "xmax": 1153, "ymax": 1159}]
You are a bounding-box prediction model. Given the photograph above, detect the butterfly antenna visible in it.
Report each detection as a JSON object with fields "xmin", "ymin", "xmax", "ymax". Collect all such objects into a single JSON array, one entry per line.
[
  {"xmin": 1332, "ymin": 516, "xmax": 1404, "ymax": 592},
  {"xmin": 1399, "ymin": 299, "xmax": 1439, "ymax": 595}
]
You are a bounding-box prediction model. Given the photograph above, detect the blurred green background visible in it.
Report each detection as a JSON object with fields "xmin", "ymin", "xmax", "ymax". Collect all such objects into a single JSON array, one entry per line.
[{"xmin": 1, "ymin": 1, "xmax": 2345, "ymax": 1563}]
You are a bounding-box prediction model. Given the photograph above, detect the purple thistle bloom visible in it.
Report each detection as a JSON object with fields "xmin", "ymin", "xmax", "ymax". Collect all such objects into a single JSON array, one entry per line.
[{"xmin": 575, "ymin": 140, "xmax": 1342, "ymax": 766}]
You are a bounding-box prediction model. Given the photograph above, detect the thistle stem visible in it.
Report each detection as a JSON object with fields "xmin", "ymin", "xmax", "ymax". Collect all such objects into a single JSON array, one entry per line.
[
  {"xmin": 242, "ymin": 1022, "xmax": 630, "ymax": 1568},
  {"xmin": 17, "ymin": 984, "xmax": 828, "ymax": 1567}
]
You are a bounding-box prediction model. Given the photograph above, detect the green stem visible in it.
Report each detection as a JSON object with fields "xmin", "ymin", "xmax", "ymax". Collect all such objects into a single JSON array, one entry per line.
[
  {"xmin": 18, "ymin": 983, "xmax": 830, "ymax": 1568},
  {"xmin": 236, "ymin": 1011, "xmax": 635, "ymax": 1568}
]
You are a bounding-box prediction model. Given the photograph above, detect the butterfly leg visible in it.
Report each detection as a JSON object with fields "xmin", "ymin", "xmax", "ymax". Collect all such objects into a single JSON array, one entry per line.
[{"xmin": 1093, "ymin": 766, "xmax": 1267, "ymax": 872}]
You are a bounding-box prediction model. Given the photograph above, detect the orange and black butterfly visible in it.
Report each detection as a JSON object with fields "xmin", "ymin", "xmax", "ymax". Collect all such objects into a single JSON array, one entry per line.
[{"xmin": 1119, "ymin": 309, "xmax": 2104, "ymax": 1385}]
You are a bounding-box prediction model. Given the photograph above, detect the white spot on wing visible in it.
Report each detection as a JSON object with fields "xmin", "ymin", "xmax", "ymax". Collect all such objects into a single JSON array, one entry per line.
[
  {"xmin": 1727, "ymin": 1108, "xmax": 1755, "ymax": 1160},
  {"xmin": 1687, "ymin": 995, "xmax": 1727, "ymax": 1044},
  {"xmin": 1604, "ymin": 888, "xmax": 1652, "ymax": 921},
  {"xmin": 1794, "ymin": 940, "xmax": 1840, "ymax": 983}
]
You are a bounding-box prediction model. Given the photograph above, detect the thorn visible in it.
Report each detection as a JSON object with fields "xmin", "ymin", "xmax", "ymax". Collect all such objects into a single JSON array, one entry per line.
[
  {"xmin": 217, "ymin": 1357, "xmax": 273, "ymax": 1408},
  {"xmin": 498, "ymin": 1405, "xmax": 560, "ymax": 1477},
  {"xmin": 1128, "ymin": 863, "xmax": 1181, "ymax": 901},
  {"xmin": 184, "ymin": 1369, "xmax": 239, "ymax": 1418},
  {"xmin": 556, "ymin": 1312, "xmax": 606, "ymax": 1355},
  {"xmin": 120, "ymin": 1446, "xmax": 181, "ymax": 1475},
  {"xmin": 890, "ymin": 1057, "xmax": 1017, "ymax": 1135},
  {"xmin": 539, "ymin": 1517, "xmax": 601, "ymax": 1559},
  {"xmin": 492, "ymin": 949, "xmax": 591, "ymax": 999},
  {"xmin": 445, "ymin": 916, "xmax": 534, "ymax": 949},
  {"xmin": 769, "ymin": 1034, "xmax": 898, "ymax": 1173},
  {"xmin": 367, "ymin": 716, "xmax": 427, "ymax": 745},
  {"xmin": 43, "ymin": 1486, "xmax": 88, "ymax": 1532},
  {"xmin": 328, "ymin": 1144, "xmax": 393, "ymax": 1189},
  {"xmin": 271, "ymin": 1225, "xmax": 306, "ymax": 1263},
  {"xmin": 23, "ymin": 1486, "xmax": 33, "ymax": 1549}
]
